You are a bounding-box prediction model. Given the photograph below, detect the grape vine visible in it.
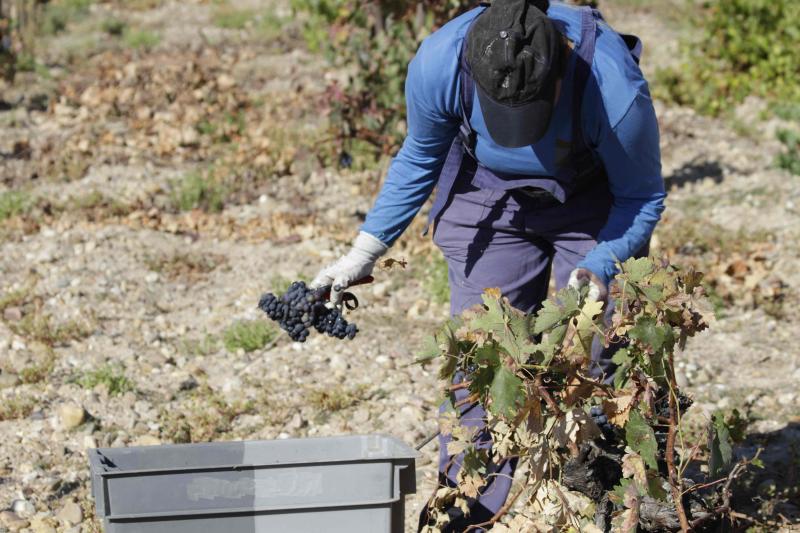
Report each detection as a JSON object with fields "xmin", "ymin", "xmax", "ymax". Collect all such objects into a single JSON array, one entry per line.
[{"xmin": 417, "ymin": 257, "xmax": 745, "ymax": 532}]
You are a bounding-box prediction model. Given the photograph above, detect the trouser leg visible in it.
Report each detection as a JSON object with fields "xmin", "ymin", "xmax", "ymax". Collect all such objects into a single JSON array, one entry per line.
[{"xmin": 420, "ymin": 186, "xmax": 552, "ymax": 531}]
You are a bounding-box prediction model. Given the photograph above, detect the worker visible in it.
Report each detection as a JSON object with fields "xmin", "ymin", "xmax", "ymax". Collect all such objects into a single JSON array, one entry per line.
[{"xmin": 312, "ymin": 0, "xmax": 665, "ymax": 530}]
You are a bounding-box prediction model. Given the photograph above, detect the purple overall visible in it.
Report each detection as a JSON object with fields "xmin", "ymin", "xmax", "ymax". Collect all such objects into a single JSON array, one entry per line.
[{"xmin": 418, "ymin": 7, "xmax": 645, "ymax": 532}]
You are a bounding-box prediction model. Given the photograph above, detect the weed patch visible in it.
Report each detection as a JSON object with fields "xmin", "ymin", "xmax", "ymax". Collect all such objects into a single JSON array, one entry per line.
[
  {"xmin": 159, "ymin": 385, "xmax": 255, "ymax": 443},
  {"xmin": 213, "ymin": 7, "xmax": 255, "ymax": 30},
  {"xmin": 178, "ymin": 333, "xmax": 219, "ymax": 357},
  {"xmin": 0, "ymin": 190, "xmax": 33, "ymax": 221},
  {"xmin": 145, "ymin": 252, "xmax": 225, "ymax": 281},
  {"xmin": 307, "ymin": 384, "xmax": 369, "ymax": 412},
  {"xmin": 10, "ymin": 311, "xmax": 93, "ymax": 346},
  {"xmin": 40, "ymin": 0, "xmax": 93, "ymax": 35},
  {"xmin": 654, "ymin": 0, "xmax": 800, "ymax": 115},
  {"xmin": 101, "ymin": 18, "xmax": 127, "ymax": 36},
  {"xmin": 123, "ymin": 29, "xmax": 161, "ymax": 50},
  {"xmin": 222, "ymin": 320, "xmax": 276, "ymax": 353},
  {"xmin": 0, "ymin": 395, "xmax": 35, "ymax": 421},
  {"xmin": 170, "ymin": 172, "xmax": 227, "ymax": 213},
  {"xmin": 20, "ymin": 351, "xmax": 56, "ymax": 385},
  {"xmin": 75, "ymin": 364, "xmax": 134, "ymax": 396},
  {"xmin": 776, "ymin": 129, "xmax": 800, "ymax": 176}
]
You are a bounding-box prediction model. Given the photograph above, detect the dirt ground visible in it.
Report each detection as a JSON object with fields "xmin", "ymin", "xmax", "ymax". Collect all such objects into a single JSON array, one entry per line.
[{"xmin": 0, "ymin": 1, "xmax": 797, "ymax": 532}]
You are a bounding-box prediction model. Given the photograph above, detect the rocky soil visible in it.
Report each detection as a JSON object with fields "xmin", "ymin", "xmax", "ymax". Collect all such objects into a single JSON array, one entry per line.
[{"xmin": 0, "ymin": 1, "xmax": 798, "ymax": 532}]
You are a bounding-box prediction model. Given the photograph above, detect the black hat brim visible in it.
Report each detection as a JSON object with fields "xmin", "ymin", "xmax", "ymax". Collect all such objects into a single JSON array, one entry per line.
[{"xmin": 475, "ymin": 82, "xmax": 555, "ymax": 148}]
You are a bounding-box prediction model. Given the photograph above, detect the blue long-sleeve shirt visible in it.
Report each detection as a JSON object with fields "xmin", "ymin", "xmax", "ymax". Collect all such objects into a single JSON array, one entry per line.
[{"xmin": 361, "ymin": 2, "xmax": 666, "ymax": 285}]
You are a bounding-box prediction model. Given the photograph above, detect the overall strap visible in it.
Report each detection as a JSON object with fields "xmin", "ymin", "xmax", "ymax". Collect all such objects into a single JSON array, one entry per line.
[
  {"xmin": 570, "ymin": 6, "xmax": 598, "ymax": 156},
  {"xmin": 458, "ymin": 28, "xmax": 477, "ymax": 158}
]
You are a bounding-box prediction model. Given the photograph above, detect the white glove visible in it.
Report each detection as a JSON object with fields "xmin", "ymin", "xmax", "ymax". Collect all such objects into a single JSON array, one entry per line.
[
  {"xmin": 311, "ymin": 231, "xmax": 388, "ymax": 305},
  {"xmin": 567, "ymin": 268, "xmax": 607, "ymax": 302}
]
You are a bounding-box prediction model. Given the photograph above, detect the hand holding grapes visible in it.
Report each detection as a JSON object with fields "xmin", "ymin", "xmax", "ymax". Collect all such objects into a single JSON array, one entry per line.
[{"xmin": 310, "ymin": 232, "xmax": 388, "ymax": 305}]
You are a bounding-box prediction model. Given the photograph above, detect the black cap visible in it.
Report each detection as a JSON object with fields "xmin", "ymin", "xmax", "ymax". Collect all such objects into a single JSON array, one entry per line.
[{"xmin": 466, "ymin": 0, "xmax": 561, "ymax": 148}]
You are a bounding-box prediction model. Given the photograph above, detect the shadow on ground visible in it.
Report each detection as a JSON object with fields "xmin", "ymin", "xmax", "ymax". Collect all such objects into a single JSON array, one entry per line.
[
  {"xmin": 666, "ymin": 158, "xmax": 725, "ymax": 190},
  {"xmin": 730, "ymin": 421, "xmax": 800, "ymax": 531}
]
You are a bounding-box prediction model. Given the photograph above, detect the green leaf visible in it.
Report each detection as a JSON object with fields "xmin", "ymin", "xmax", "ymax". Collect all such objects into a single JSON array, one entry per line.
[
  {"xmin": 625, "ymin": 410, "xmax": 659, "ymax": 470},
  {"xmin": 489, "ymin": 366, "xmax": 523, "ymax": 418},
  {"xmin": 415, "ymin": 334, "xmax": 441, "ymax": 364},
  {"xmin": 533, "ymin": 287, "xmax": 581, "ymax": 335},
  {"xmin": 533, "ymin": 299, "xmax": 565, "ymax": 334},
  {"xmin": 629, "ymin": 316, "xmax": 674, "ymax": 353},
  {"xmin": 709, "ymin": 411, "xmax": 733, "ymax": 477},
  {"xmin": 646, "ymin": 472, "xmax": 669, "ymax": 501},
  {"xmin": 640, "ymin": 284, "xmax": 664, "ymax": 303},
  {"xmin": 473, "ymin": 343, "xmax": 500, "ymax": 367},
  {"xmin": 622, "ymin": 257, "xmax": 655, "ymax": 283},
  {"xmin": 612, "ymin": 347, "xmax": 633, "ymax": 366}
]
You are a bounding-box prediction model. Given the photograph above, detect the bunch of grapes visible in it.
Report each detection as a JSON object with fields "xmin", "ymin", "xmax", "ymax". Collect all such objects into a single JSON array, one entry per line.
[
  {"xmin": 653, "ymin": 391, "xmax": 694, "ymax": 461},
  {"xmin": 589, "ymin": 405, "xmax": 616, "ymax": 440},
  {"xmin": 258, "ymin": 281, "xmax": 358, "ymax": 343}
]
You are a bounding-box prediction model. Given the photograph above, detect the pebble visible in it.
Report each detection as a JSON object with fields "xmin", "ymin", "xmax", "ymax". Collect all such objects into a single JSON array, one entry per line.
[
  {"xmin": 133, "ymin": 435, "xmax": 161, "ymax": 446},
  {"xmin": 56, "ymin": 501, "xmax": 84, "ymax": 526},
  {"xmin": 3, "ymin": 306, "xmax": 22, "ymax": 321},
  {"xmin": 82, "ymin": 435, "xmax": 98, "ymax": 450},
  {"xmin": 58, "ymin": 404, "xmax": 87, "ymax": 430},
  {"xmin": 0, "ymin": 372, "xmax": 21, "ymax": 389},
  {"xmin": 0, "ymin": 511, "xmax": 29, "ymax": 531},
  {"xmin": 30, "ymin": 516, "xmax": 57, "ymax": 533},
  {"xmin": 11, "ymin": 499, "xmax": 35, "ymax": 517}
]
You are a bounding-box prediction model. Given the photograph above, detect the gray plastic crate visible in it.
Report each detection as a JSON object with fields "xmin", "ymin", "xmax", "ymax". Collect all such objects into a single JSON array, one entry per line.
[{"xmin": 88, "ymin": 434, "xmax": 417, "ymax": 533}]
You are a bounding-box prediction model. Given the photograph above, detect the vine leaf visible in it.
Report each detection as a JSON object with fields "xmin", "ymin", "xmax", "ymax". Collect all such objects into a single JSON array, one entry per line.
[
  {"xmin": 533, "ymin": 287, "xmax": 580, "ymax": 334},
  {"xmin": 622, "ymin": 257, "xmax": 654, "ymax": 283},
  {"xmin": 629, "ymin": 316, "xmax": 673, "ymax": 354},
  {"xmin": 602, "ymin": 393, "xmax": 636, "ymax": 426},
  {"xmin": 470, "ymin": 290, "xmax": 535, "ymax": 363},
  {"xmin": 709, "ymin": 411, "xmax": 733, "ymax": 477},
  {"xmin": 489, "ymin": 366, "xmax": 524, "ymax": 418},
  {"xmin": 625, "ymin": 410, "xmax": 659, "ymax": 470},
  {"xmin": 416, "ymin": 334, "xmax": 442, "ymax": 364}
]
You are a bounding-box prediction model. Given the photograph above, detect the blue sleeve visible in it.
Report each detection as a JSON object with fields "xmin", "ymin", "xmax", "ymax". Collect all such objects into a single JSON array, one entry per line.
[
  {"xmin": 577, "ymin": 91, "xmax": 666, "ymax": 285},
  {"xmin": 360, "ymin": 40, "xmax": 461, "ymax": 245}
]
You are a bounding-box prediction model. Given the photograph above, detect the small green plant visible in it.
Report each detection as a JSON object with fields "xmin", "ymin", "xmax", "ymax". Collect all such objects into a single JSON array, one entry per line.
[
  {"xmin": 424, "ymin": 254, "xmax": 450, "ymax": 306},
  {"xmin": 40, "ymin": 0, "xmax": 93, "ymax": 35},
  {"xmin": 75, "ymin": 364, "xmax": 134, "ymax": 396},
  {"xmin": 776, "ymin": 129, "xmax": 800, "ymax": 175},
  {"xmin": 0, "ymin": 190, "xmax": 33, "ymax": 221},
  {"xmin": 123, "ymin": 29, "xmax": 161, "ymax": 50},
  {"xmin": 213, "ymin": 7, "xmax": 254, "ymax": 30},
  {"xmin": 145, "ymin": 252, "xmax": 225, "ymax": 280},
  {"xmin": 170, "ymin": 172, "xmax": 227, "ymax": 213},
  {"xmin": 654, "ymin": 0, "xmax": 800, "ymax": 115},
  {"xmin": 101, "ymin": 17, "xmax": 127, "ymax": 36},
  {"xmin": 0, "ymin": 395, "xmax": 35, "ymax": 421},
  {"xmin": 20, "ymin": 350, "xmax": 56, "ymax": 385},
  {"xmin": 307, "ymin": 384, "xmax": 369, "ymax": 412},
  {"xmin": 223, "ymin": 320, "xmax": 276, "ymax": 352},
  {"xmin": 0, "ymin": 284, "xmax": 35, "ymax": 313},
  {"xmin": 10, "ymin": 312, "xmax": 93, "ymax": 346},
  {"xmin": 159, "ymin": 384, "xmax": 256, "ymax": 443},
  {"xmin": 178, "ymin": 333, "xmax": 219, "ymax": 357}
]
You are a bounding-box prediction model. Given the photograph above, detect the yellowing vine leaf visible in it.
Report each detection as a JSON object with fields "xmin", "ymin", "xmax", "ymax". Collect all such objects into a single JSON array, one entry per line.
[{"xmin": 602, "ymin": 393, "xmax": 636, "ymax": 426}]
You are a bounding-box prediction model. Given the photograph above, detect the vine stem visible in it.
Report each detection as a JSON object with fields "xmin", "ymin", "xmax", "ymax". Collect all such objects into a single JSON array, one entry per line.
[
  {"xmin": 666, "ymin": 352, "xmax": 690, "ymax": 532},
  {"xmin": 534, "ymin": 375, "xmax": 579, "ymax": 456},
  {"xmin": 463, "ymin": 485, "xmax": 525, "ymax": 532}
]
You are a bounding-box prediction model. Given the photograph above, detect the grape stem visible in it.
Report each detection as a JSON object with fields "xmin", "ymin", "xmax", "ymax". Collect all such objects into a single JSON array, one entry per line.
[{"xmin": 666, "ymin": 353, "xmax": 690, "ymax": 532}]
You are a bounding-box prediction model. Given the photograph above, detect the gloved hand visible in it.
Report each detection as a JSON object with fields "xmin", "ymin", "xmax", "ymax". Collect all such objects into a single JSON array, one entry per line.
[
  {"xmin": 567, "ymin": 268, "xmax": 608, "ymax": 303},
  {"xmin": 311, "ymin": 231, "xmax": 388, "ymax": 305}
]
